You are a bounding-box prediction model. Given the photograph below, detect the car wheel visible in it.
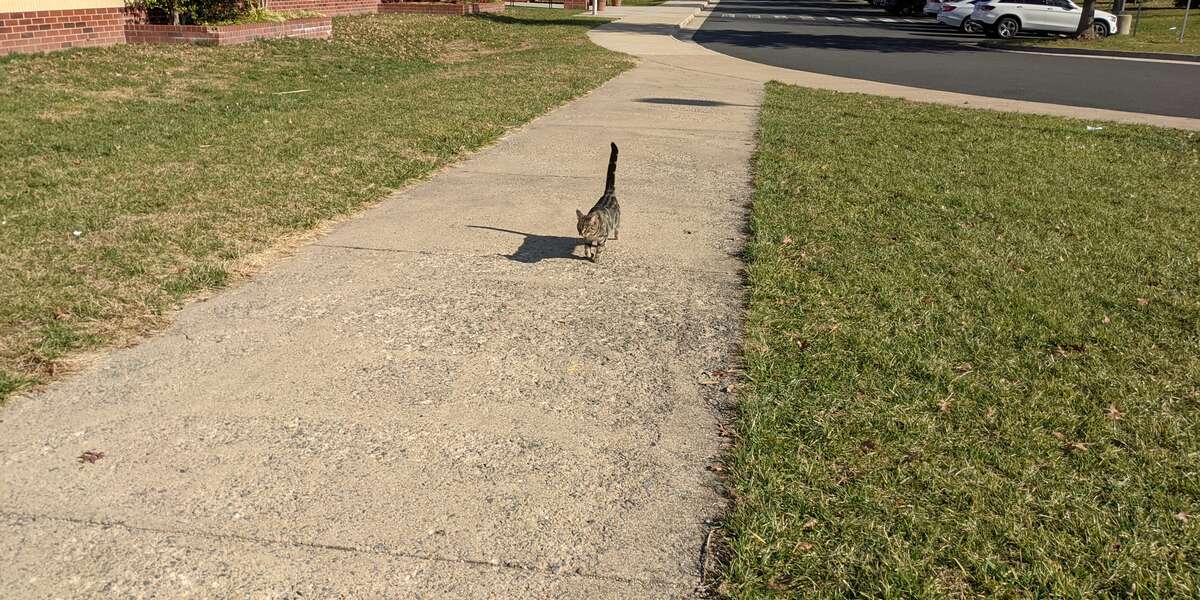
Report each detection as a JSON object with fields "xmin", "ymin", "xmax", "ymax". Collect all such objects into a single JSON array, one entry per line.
[
  {"xmin": 995, "ymin": 16, "xmax": 1019, "ymax": 38},
  {"xmin": 962, "ymin": 18, "xmax": 983, "ymax": 33},
  {"xmin": 1092, "ymin": 20, "xmax": 1109, "ymax": 37}
]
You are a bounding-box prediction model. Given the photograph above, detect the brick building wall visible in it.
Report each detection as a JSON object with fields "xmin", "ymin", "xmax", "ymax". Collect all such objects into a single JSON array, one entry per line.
[{"xmin": 0, "ymin": 1, "xmax": 127, "ymax": 55}]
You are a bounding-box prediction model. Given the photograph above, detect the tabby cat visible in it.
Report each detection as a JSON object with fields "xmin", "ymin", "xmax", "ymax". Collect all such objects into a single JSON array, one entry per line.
[{"xmin": 576, "ymin": 142, "xmax": 621, "ymax": 262}]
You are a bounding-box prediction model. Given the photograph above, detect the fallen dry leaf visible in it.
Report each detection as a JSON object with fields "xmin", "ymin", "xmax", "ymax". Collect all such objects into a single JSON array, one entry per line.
[
  {"xmin": 1174, "ymin": 511, "xmax": 1190, "ymax": 523},
  {"xmin": 795, "ymin": 542, "xmax": 813, "ymax": 552},
  {"xmin": 1137, "ymin": 298, "xmax": 1149, "ymax": 306},
  {"xmin": 723, "ymin": 384, "xmax": 737, "ymax": 394},
  {"xmin": 802, "ymin": 518, "xmax": 818, "ymax": 530},
  {"xmin": 985, "ymin": 407, "xmax": 997, "ymax": 420},
  {"xmin": 781, "ymin": 235, "xmax": 793, "ymax": 246},
  {"xmin": 1106, "ymin": 405, "xmax": 1125, "ymax": 421},
  {"xmin": 1065, "ymin": 441, "xmax": 1088, "ymax": 453},
  {"xmin": 1051, "ymin": 431, "xmax": 1066, "ymax": 440},
  {"xmin": 1102, "ymin": 315, "xmax": 1111, "ymax": 324},
  {"xmin": 699, "ymin": 379, "xmax": 719, "ymax": 386},
  {"xmin": 938, "ymin": 398, "xmax": 951, "ymax": 413},
  {"xmin": 78, "ymin": 450, "xmax": 104, "ymax": 464}
]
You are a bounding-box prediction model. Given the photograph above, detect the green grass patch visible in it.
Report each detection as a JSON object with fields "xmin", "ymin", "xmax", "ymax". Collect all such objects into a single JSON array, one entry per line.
[
  {"xmin": 722, "ymin": 82, "xmax": 1200, "ymax": 597},
  {"xmin": 0, "ymin": 9, "xmax": 632, "ymax": 402},
  {"xmin": 1022, "ymin": 9, "xmax": 1200, "ymax": 55}
]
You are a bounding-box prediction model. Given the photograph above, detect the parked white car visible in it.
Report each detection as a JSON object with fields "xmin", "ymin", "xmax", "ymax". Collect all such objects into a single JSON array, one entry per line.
[
  {"xmin": 971, "ymin": 0, "xmax": 1118, "ymax": 38},
  {"xmin": 923, "ymin": 0, "xmax": 946, "ymax": 14},
  {"xmin": 937, "ymin": 0, "xmax": 984, "ymax": 32}
]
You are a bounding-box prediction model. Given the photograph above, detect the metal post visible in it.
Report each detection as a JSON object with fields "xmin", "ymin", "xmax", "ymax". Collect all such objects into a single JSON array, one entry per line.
[
  {"xmin": 1182, "ymin": 0, "xmax": 1193, "ymax": 44},
  {"xmin": 590, "ymin": 0, "xmax": 598, "ymax": 15},
  {"xmin": 1133, "ymin": 0, "xmax": 1142, "ymax": 35}
]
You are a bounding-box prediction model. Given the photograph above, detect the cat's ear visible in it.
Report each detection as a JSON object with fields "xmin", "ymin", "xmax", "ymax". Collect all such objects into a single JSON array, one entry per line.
[{"xmin": 576, "ymin": 209, "xmax": 585, "ymax": 220}]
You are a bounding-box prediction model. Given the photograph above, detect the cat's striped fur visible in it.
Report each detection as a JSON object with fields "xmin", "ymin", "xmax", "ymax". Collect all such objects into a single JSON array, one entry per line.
[{"xmin": 576, "ymin": 142, "xmax": 620, "ymax": 262}]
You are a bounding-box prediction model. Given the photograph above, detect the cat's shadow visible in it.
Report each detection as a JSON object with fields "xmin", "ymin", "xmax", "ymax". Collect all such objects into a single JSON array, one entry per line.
[{"xmin": 466, "ymin": 225, "xmax": 589, "ymax": 263}]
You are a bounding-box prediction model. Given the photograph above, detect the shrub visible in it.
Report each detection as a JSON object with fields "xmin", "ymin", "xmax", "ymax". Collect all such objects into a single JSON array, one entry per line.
[{"xmin": 127, "ymin": 0, "xmax": 259, "ymax": 25}]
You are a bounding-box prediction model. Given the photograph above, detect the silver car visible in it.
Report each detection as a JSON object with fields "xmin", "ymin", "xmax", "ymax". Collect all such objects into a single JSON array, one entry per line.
[
  {"xmin": 923, "ymin": 0, "xmax": 946, "ymax": 14},
  {"xmin": 972, "ymin": 0, "xmax": 1118, "ymax": 38},
  {"xmin": 937, "ymin": 0, "xmax": 984, "ymax": 32}
]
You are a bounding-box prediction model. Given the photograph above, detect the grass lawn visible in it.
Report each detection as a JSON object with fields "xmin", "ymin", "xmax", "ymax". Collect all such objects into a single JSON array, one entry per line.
[
  {"xmin": 0, "ymin": 9, "xmax": 632, "ymax": 402},
  {"xmin": 1022, "ymin": 8, "xmax": 1199, "ymax": 55},
  {"xmin": 722, "ymin": 82, "xmax": 1200, "ymax": 597}
]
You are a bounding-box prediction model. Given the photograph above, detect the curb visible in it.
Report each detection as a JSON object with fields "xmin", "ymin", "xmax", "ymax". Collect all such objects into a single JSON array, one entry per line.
[{"xmin": 976, "ymin": 42, "xmax": 1200, "ymax": 63}]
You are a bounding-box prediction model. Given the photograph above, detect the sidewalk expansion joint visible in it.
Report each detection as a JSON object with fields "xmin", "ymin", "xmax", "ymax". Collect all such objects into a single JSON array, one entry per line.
[
  {"xmin": 537, "ymin": 122, "xmax": 749, "ymax": 133},
  {"xmin": 0, "ymin": 509, "xmax": 686, "ymax": 590}
]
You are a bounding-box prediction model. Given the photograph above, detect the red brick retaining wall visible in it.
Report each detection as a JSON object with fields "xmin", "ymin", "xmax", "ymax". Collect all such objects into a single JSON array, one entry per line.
[
  {"xmin": 0, "ymin": 7, "xmax": 126, "ymax": 55},
  {"xmin": 379, "ymin": 1, "xmax": 504, "ymax": 14},
  {"xmin": 125, "ymin": 16, "xmax": 331, "ymax": 46},
  {"xmin": 266, "ymin": 0, "xmax": 380, "ymax": 15},
  {"xmin": 563, "ymin": 0, "xmax": 604, "ymax": 10}
]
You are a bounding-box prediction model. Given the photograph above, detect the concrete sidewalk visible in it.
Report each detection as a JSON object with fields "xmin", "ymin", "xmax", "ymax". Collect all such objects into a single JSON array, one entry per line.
[{"xmin": 0, "ymin": 4, "xmax": 751, "ymax": 599}]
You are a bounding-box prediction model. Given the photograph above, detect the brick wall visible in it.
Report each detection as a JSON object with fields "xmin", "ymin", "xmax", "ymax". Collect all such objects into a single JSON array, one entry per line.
[
  {"xmin": 0, "ymin": 7, "xmax": 125, "ymax": 55},
  {"xmin": 126, "ymin": 16, "xmax": 332, "ymax": 46},
  {"xmin": 563, "ymin": 0, "xmax": 604, "ymax": 10},
  {"xmin": 266, "ymin": 0, "xmax": 380, "ymax": 16},
  {"xmin": 378, "ymin": 1, "xmax": 505, "ymax": 14}
]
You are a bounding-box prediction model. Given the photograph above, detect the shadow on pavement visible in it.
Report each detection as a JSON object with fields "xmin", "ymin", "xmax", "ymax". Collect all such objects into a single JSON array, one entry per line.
[
  {"xmin": 466, "ymin": 225, "xmax": 588, "ymax": 263},
  {"xmin": 636, "ymin": 97, "xmax": 758, "ymax": 107},
  {"xmin": 694, "ymin": 26, "xmax": 985, "ymax": 53}
]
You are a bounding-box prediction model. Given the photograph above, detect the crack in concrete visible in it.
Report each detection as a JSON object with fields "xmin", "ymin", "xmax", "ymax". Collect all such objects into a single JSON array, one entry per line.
[{"xmin": 0, "ymin": 509, "xmax": 687, "ymax": 591}]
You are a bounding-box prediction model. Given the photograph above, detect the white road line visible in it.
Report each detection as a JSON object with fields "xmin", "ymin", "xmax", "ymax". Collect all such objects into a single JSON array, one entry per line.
[
  {"xmin": 826, "ymin": 16, "xmax": 843, "ymax": 21},
  {"xmin": 774, "ymin": 14, "xmax": 787, "ymax": 18},
  {"xmin": 748, "ymin": 13, "xmax": 761, "ymax": 18},
  {"xmin": 880, "ymin": 17, "xmax": 897, "ymax": 22},
  {"xmin": 980, "ymin": 45, "xmax": 1200, "ymax": 66},
  {"xmin": 853, "ymin": 16, "xmax": 869, "ymax": 21}
]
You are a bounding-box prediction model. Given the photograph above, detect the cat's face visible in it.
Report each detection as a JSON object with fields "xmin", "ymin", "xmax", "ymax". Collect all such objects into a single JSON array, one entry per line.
[{"xmin": 577, "ymin": 210, "xmax": 601, "ymax": 240}]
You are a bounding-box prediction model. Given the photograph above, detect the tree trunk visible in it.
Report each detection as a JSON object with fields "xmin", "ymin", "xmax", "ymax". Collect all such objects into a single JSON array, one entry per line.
[{"xmin": 1073, "ymin": 0, "xmax": 1098, "ymax": 37}]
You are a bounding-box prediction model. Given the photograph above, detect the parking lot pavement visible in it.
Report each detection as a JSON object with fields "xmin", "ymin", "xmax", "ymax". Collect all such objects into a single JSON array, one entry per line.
[{"xmin": 696, "ymin": 0, "xmax": 1200, "ymax": 119}]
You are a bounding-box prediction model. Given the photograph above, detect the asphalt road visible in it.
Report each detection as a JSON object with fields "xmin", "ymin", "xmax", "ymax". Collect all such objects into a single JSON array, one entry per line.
[{"xmin": 694, "ymin": 0, "xmax": 1200, "ymax": 118}]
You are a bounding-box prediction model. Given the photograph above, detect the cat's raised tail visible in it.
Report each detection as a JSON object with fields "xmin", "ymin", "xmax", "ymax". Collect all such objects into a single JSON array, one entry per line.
[{"xmin": 604, "ymin": 142, "xmax": 618, "ymax": 195}]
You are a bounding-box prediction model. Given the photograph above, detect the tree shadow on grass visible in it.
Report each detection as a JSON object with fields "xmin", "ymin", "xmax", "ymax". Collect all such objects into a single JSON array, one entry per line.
[{"xmin": 467, "ymin": 225, "xmax": 589, "ymax": 263}]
